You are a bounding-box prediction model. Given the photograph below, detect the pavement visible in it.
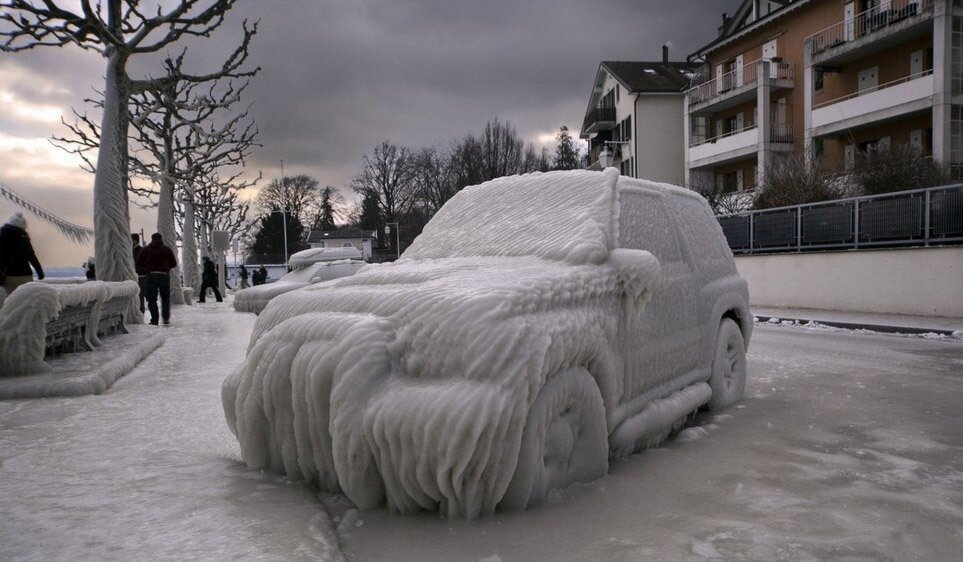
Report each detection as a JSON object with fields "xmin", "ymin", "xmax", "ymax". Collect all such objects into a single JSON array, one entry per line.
[{"xmin": 751, "ymin": 306, "xmax": 963, "ymax": 336}]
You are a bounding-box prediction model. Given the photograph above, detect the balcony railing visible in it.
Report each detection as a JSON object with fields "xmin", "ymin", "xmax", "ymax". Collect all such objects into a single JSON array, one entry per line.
[
  {"xmin": 687, "ymin": 59, "xmax": 794, "ymax": 106},
  {"xmin": 691, "ymin": 124, "xmax": 757, "ymax": 148},
  {"xmin": 717, "ymin": 183, "xmax": 963, "ymax": 254},
  {"xmin": 582, "ymin": 106, "xmax": 617, "ymax": 132},
  {"xmin": 806, "ymin": 0, "xmax": 933, "ymax": 59},
  {"xmin": 813, "ymin": 69, "xmax": 933, "ymax": 109}
]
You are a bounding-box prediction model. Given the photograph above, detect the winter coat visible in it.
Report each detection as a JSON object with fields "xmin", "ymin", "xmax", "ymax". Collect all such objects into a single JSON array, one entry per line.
[
  {"xmin": 136, "ymin": 240, "xmax": 177, "ymax": 274},
  {"xmin": 239, "ymin": 266, "xmax": 249, "ymax": 280},
  {"xmin": 0, "ymin": 224, "xmax": 44, "ymax": 278},
  {"xmin": 202, "ymin": 259, "xmax": 218, "ymax": 284},
  {"xmin": 132, "ymin": 245, "xmax": 145, "ymax": 275}
]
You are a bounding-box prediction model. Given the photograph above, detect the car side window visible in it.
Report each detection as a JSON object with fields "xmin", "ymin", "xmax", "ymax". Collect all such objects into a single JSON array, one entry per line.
[
  {"xmin": 671, "ymin": 196, "xmax": 732, "ymax": 264},
  {"xmin": 618, "ymin": 190, "xmax": 685, "ymax": 264}
]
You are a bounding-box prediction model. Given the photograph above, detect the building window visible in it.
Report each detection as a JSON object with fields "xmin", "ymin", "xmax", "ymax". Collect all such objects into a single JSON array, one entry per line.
[
  {"xmin": 601, "ymin": 89, "xmax": 615, "ymax": 109},
  {"xmin": 814, "ymin": 67, "xmax": 824, "ymax": 92},
  {"xmin": 620, "ymin": 157, "xmax": 634, "ymax": 178},
  {"xmin": 952, "ymin": 105, "xmax": 963, "ymax": 169},
  {"xmin": 616, "ymin": 84, "xmax": 620, "ymax": 102},
  {"xmin": 953, "ymin": 17, "xmax": 963, "ymax": 95}
]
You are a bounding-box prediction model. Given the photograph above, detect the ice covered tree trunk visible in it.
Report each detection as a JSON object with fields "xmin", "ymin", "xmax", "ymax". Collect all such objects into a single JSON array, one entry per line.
[
  {"xmin": 199, "ymin": 222, "xmax": 210, "ymax": 260},
  {"xmin": 182, "ymin": 198, "xmax": 200, "ymax": 292},
  {"xmin": 94, "ymin": 52, "xmax": 142, "ymax": 323},
  {"xmin": 157, "ymin": 170, "xmax": 185, "ymax": 305}
]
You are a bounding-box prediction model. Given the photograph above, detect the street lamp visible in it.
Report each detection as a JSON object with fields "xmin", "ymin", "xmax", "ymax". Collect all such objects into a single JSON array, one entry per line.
[
  {"xmin": 384, "ymin": 222, "xmax": 400, "ymax": 260},
  {"xmin": 280, "ymin": 158, "xmax": 288, "ymax": 265},
  {"xmin": 598, "ymin": 140, "xmax": 632, "ymax": 171}
]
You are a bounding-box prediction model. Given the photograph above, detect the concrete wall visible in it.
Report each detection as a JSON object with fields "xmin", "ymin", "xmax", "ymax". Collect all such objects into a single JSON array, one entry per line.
[
  {"xmin": 735, "ymin": 246, "xmax": 963, "ymax": 317},
  {"xmin": 634, "ymin": 94, "xmax": 688, "ymax": 185}
]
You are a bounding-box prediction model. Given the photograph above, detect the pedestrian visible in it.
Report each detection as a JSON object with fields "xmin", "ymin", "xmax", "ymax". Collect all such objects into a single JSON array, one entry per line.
[
  {"xmin": 132, "ymin": 233, "xmax": 146, "ymax": 314},
  {"xmin": 198, "ymin": 256, "xmax": 223, "ymax": 303},
  {"xmin": 0, "ymin": 211, "xmax": 44, "ymax": 295},
  {"xmin": 135, "ymin": 232, "xmax": 177, "ymax": 325},
  {"xmin": 84, "ymin": 257, "xmax": 96, "ymax": 280},
  {"xmin": 239, "ymin": 264, "xmax": 249, "ymax": 289},
  {"xmin": 258, "ymin": 265, "xmax": 268, "ymax": 285}
]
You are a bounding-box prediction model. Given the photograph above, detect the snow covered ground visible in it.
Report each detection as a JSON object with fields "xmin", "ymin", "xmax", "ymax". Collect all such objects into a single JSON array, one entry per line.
[{"xmin": 1, "ymin": 306, "xmax": 961, "ymax": 560}]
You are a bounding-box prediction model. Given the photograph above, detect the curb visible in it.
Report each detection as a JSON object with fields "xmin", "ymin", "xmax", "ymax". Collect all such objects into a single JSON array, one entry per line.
[{"xmin": 754, "ymin": 315, "xmax": 958, "ymax": 337}]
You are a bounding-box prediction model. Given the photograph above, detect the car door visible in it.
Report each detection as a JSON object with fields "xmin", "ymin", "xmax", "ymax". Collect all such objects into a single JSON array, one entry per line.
[{"xmin": 617, "ymin": 188, "xmax": 696, "ymax": 399}]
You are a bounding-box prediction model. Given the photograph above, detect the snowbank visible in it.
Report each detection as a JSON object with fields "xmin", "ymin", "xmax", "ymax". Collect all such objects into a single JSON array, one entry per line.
[{"xmin": 234, "ymin": 260, "xmax": 367, "ymax": 314}]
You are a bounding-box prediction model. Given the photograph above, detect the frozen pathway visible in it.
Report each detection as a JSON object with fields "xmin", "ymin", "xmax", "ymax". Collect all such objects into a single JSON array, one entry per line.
[{"xmin": 0, "ymin": 301, "xmax": 342, "ymax": 561}]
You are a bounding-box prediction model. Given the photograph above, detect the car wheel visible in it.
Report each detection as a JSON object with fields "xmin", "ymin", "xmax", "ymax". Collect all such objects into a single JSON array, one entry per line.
[
  {"xmin": 708, "ymin": 318, "xmax": 747, "ymax": 411},
  {"xmin": 500, "ymin": 367, "xmax": 608, "ymax": 510}
]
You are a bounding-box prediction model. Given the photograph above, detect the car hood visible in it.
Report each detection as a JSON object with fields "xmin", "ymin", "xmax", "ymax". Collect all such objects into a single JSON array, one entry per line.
[{"xmin": 251, "ymin": 256, "xmax": 622, "ymax": 384}]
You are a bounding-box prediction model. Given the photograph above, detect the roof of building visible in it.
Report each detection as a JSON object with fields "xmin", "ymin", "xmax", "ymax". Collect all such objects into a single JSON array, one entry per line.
[
  {"xmin": 600, "ymin": 60, "xmax": 702, "ymax": 93},
  {"xmin": 688, "ymin": 0, "xmax": 812, "ymax": 61},
  {"xmin": 306, "ymin": 227, "xmax": 377, "ymax": 243}
]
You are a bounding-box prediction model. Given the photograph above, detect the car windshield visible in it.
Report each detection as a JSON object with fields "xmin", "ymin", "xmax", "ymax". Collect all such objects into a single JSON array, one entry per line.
[{"xmin": 404, "ymin": 170, "xmax": 616, "ymax": 262}]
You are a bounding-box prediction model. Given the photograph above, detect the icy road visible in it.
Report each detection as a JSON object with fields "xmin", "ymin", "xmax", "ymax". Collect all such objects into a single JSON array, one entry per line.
[{"xmin": 1, "ymin": 303, "xmax": 961, "ymax": 561}]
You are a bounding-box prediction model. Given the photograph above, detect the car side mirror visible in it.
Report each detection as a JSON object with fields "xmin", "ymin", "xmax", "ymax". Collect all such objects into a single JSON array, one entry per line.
[{"xmin": 609, "ymin": 249, "xmax": 661, "ymax": 309}]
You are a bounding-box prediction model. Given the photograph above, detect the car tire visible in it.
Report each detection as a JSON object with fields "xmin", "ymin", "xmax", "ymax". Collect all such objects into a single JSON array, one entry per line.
[
  {"xmin": 708, "ymin": 318, "xmax": 747, "ymax": 411},
  {"xmin": 500, "ymin": 367, "xmax": 608, "ymax": 510}
]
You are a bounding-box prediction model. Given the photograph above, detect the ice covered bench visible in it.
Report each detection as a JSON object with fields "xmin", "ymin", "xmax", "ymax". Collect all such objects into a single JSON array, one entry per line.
[{"xmin": 0, "ymin": 280, "xmax": 139, "ymax": 377}]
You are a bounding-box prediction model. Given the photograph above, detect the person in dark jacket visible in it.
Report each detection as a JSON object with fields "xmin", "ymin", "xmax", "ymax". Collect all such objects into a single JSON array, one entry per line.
[
  {"xmin": 198, "ymin": 256, "xmax": 223, "ymax": 303},
  {"xmin": 257, "ymin": 265, "xmax": 268, "ymax": 285},
  {"xmin": 0, "ymin": 212, "xmax": 44, "ymax": 294},
  {"xmin": 135, "ymin": 232, "xmax": 177, "ymax": 325},
  {"xmin": 84, "ymin": 258, "xmax": 96, "ymax": 280},
  {"xmin": 239, "ymin": 264, "xmax": 249, "ymax": 289},
  {"xmin": 132, "ymin": 233, "xmax": 146, "ymax": 313}
]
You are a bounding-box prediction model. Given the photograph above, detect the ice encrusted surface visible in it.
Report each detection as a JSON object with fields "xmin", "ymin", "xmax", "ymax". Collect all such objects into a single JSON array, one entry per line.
[
  {"xmin": 233, "ymin": 260, "xmax": 366, "ymax": 314},
  {"xmin": 0, "ymin": 281, "xmax": 140, "ymax": 377},
  {"xmin": 288, "ymin": 247, "xmax": 363, "ymax": 270}
]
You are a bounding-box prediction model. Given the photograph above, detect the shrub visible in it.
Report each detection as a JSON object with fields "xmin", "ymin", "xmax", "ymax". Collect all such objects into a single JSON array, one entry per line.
[{"xmin": 852, "ymin": 145, "xmax": 950, "ymax": 196}]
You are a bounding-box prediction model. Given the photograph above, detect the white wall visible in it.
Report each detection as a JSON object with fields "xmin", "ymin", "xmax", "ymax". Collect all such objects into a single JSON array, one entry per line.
[
  {"xmin": 735, "ymin": 247, "xmax": 963, "ymax": 317},
  {"xmin": 634, "ymin": 94, "xmax": 688, "ymax": 185}
]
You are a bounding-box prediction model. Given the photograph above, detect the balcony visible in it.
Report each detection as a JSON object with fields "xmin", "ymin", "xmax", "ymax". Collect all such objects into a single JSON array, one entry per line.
[
  {"xmin": 689, "ymin": 127, "xmax": 759, "ymax": 168},
  {"xmin": 806, "ymin": 0, "xmax": 934, "ymax": 65},
  {"xmin": 582, "ymin": 107, "xmax": 617, "ymax": 135},
  {"xmin": 812, "ymin": 71, "xmax": 934, "ymax": 136},
  {"xmin": 687, "ymin": 59, "xmax": 794, "ymax": 115}
]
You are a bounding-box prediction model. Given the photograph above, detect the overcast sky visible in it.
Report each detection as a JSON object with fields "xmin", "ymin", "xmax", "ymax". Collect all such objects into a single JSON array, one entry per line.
[{"xmin": 0, "ymin": 0, "xmax": 740, "ymax": 267}]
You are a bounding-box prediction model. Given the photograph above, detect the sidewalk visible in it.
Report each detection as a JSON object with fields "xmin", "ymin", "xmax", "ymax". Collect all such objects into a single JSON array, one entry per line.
[{"xmin": 752, "ymin": 306, "xmax": 963, "ymax": 336}]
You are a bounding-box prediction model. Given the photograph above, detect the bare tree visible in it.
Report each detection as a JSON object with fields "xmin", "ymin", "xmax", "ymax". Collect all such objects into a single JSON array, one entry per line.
[
  {"xmin": 54, "ymin": 49, "xmax": 259, "ymax": 298},
  {"xmin": 351, "ymin": 141, "xmax": 415, "ymax": 222},
  {"xmin": 2, "ymin": 0, "xmax": 249, "ymax": 320},
  {"xmin": 409, "ymin": 147, "xmax": 457, "ymax": 216},
  {"xmin": 853, "ymin": 144, "xmax": 950, "ymax": 196},
  {"xmin": 307, "ymin": 186, "xmax": 346, "ymax": 232},
  {"xmin": 256, "ymin": 174, "xmax": 320, "ymax": 226},
  {"xmin": 754, "ymin": 152, "xmax": 854, "ymax": 210}
]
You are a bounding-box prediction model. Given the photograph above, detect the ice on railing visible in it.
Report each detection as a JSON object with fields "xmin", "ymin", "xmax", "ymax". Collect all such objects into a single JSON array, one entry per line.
[{"xmin": 0, "ymin": 280, "xmax": 140, "ymax": 377}]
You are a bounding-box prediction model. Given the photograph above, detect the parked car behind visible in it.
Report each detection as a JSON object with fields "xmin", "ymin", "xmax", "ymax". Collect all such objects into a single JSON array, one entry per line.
[
  {"xmin": 234, "ymin": 257, "xmax": 366, "ymax": 314},
  {"xmin": 223, "ymin": 168, "xmax": 751, "ymax": 517}
]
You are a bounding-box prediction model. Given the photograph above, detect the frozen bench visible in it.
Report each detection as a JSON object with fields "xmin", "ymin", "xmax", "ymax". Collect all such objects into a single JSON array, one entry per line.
[{"xmin": 0, "ymin": 280, "xmax": 140, "ymax": 377}]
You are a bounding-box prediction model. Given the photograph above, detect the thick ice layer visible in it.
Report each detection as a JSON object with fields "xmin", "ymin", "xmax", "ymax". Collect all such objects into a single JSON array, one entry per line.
[
  {"xmin": 233, "ymin": 261, "xmax": 366, "ymax": 314},
  {"xmin": 0, "ymin": 280, "xmax": 140, "ymax": 377},
  {"xmin": 223, "ymin": 169, "xmax": 750, "ymax": 517},
  {"xmin": 288, "ymin": 247, "xmax": 363, "ymax": 270}
]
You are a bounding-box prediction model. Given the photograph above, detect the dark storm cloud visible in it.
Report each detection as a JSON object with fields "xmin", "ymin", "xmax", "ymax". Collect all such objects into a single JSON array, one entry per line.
[{"xmin": 1, "ymin": 0, "xmax": 740, "ymax": 264}]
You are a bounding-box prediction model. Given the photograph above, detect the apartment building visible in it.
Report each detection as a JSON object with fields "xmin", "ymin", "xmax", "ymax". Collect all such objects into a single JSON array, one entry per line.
[
  {"xmin": 684, "ymin": 0, "xmax": 961, "ymax": 194},
  {"xmin": 580, "ymin": 49, "xmax": 700, "ymax": 184}
]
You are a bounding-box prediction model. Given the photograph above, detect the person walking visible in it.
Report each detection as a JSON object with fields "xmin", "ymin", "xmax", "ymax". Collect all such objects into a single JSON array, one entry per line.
[
  {"xmin": 239, "ymin": 264, "xmax": 249, "ymax": 289},
  {"xmin": 84, "ymin": 257, "xmax": 96, "ymax": 280},
  {"xmin": 132, "ymin": 233, "xmax": 146, "ymax": 313},
  {"xmin": 257, "ymin": 265, "xmax": 268, "ymax": 286},
  {"xmin": 0, "ymin": 211, "xmax": 44, "ymax": 294},
  {"xmin": 135, "ymin": 232, "xmax": 177, "ymax": 325},
  {"xmin": 198, "ymin": 256, "xmax": 223, "ymax": 303}
]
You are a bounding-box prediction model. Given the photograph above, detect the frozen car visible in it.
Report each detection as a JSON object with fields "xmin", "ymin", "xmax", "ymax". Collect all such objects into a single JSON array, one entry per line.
[
  {"xmin": 233, "ymin": 248, "xmax": 366, "ymax": 314},
  {"xmin": 222, "ymin": 168, "xmax": 750, "ymax": 517}
]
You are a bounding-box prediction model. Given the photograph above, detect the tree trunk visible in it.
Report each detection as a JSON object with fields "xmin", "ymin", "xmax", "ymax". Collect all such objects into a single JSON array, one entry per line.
[
  {"xmin": 157, "ymin": 170, "xmax": 185, "ymax": 305},
  {"xmin": 94, "ymin": 52, "xmax": 142, "ymax": 323},
  {"xmin": 181, "ymin": 198, "xmax": 200, "ymax": 294}
]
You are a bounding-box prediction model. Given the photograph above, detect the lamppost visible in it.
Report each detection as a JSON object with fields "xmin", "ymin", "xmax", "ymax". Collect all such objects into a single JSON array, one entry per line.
[
  {"xmin": 384, "ymin": 222, "xmax": 400, "ymax": 260},
  {"xmin": 280, "ymin": 158, "xmax": 288, "ymax": 265},
  {"xmin": 598, "ymin": 140, "xmax": 632, "ymax": 171}
]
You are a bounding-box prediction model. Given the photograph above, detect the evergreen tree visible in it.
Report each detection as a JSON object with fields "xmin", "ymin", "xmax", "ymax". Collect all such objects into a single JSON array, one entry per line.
[
  {"xmin": 552, "ymin": 125, "xmax": 582, "ymax": 171},
  {"xmin": 310, "ymin": 187, "xmax": 342, "ymax": 232},
  {"xmin": 357, "ymin": 191, "xmax": 384, "ymax": 245},
  {"xmin": 248, "ymin": 209, "xmax": 308, "ymax": 262}
]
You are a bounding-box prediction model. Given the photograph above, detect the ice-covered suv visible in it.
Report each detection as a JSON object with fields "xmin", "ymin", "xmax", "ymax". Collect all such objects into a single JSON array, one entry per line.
[{"xmin": 222, "ymin": 168, "xmax": 751, "ymax": 517}]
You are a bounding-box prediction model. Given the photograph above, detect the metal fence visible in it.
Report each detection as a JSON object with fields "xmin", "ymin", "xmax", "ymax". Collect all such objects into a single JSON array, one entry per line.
[{"xmin": 717, "ymin": 184, "xmax": 963, "ymax": 254}]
